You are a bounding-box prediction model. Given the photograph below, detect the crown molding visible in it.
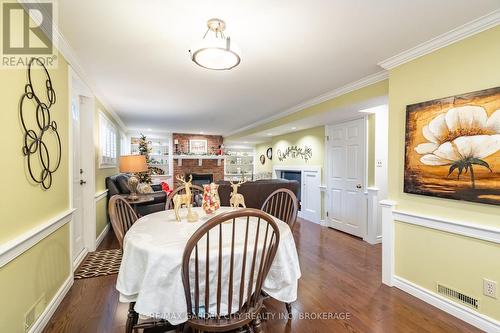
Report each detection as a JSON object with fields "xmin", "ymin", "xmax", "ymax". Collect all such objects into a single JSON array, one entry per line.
[
  {"xmin": 224, "ymin": 70, "xmax": 388, "ymax": 137},
  {"xmin": 56, "ymin": 30, "xmax": 128, "ymax": 133},
  {"xmin": 378, "ymin": 9, "xmax": 500, "ymax": 70},
  {"xmin": 21, "ymin": 1, "xmax": 128, "ymax": 133}
]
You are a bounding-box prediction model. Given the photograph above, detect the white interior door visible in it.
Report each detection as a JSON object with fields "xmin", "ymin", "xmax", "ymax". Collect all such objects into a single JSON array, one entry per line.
[
  {"xmin": 300, "ymin": 170, "xmax": 321, "ymax": 223},
  {"xmin": 71, "ymin": 97, "xmax": 86, "ymax": 263},
  {"xmin": 326, "ymin": 118, "xmax": 367, "ymax": 237}
]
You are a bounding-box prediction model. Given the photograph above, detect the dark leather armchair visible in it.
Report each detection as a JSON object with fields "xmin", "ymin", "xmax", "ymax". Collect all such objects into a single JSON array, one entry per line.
[
  {"xmin": 106, "ymin": 174, "xmax": 167, "ymax": 216},
  {"xmin": 216, "ymin": 179, "xmax": 299, "ymax": 209}
]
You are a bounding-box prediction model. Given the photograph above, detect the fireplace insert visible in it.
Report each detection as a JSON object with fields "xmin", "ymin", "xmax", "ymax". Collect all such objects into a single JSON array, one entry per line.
[{"xmin": 188, "ymin": 173, "xmax": 214, "ymax": 186}]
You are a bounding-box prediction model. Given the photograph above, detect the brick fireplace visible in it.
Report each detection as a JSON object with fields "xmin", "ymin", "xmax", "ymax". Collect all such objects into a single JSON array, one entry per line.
[{"xmin": 172, "ymin": 133, "xmax": 224, "ymax": 188}]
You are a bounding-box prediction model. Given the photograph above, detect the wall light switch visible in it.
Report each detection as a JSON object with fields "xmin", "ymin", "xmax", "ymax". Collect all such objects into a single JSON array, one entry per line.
[{"xmin": 483, "ymin": 278, "xmax": 497, "ymax": 299}]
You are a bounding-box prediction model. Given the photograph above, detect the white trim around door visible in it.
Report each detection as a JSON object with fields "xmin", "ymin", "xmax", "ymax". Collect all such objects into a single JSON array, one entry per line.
[{"xmin": 68, "ymin": 66, "xmax": 97, "ymax": 270}]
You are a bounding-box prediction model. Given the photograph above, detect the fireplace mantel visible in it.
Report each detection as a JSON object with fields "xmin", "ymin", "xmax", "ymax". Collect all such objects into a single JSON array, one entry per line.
[{"xmin": 173, "ymin": 155, "xmax": 225, "ymax": 167}]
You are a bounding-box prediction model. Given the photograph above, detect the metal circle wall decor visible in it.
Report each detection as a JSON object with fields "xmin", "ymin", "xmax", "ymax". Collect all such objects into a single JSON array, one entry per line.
[{"xmin": 19, "ymin": 57, "xmax": 61, "ymax": 190}]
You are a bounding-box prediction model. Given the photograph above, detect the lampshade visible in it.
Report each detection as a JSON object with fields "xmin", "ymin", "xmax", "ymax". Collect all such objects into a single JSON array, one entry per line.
[{"xmin": 119, "ymin": 155, "xmax": 148, "ymax": 173}]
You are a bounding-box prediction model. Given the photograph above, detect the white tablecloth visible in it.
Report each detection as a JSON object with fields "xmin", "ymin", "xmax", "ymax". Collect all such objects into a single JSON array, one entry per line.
[{"xmin": 116, "ymin": 206, "xmax": 301, "ymax": 325}]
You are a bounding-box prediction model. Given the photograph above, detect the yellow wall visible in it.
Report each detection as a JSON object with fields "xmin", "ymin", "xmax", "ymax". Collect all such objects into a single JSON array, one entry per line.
[
  {"xmin": 0, "ymin": 12, "xmax": 71, "ymax": 330},
  {"xmin": 253, "ymin": 126, "xmax": 326, "ymax": 178},
  {"xmin": 389, "ymin": 26, "xmax": 500, "ymax": 320},
  {"xmin": 272, "ymin": 126, "xmax": 325, "ymax": 175},
  {"xmin": 395, "ymin": 222, "xmax": 500, "ymax": 320},
  {"xmin": 226, "ymin": 80, "xmax": 388, "ymax": 141},
  {"xmin": 0, "ymin": 224, "xmax": 70, "ymax": 332},
  {"xmin": 255, "ymin": 142, "xmax": 272, "ymax": 174},
  {"xmin": 0, "ymin": 58, "xmax": 69, "ymax": 243},
  {"xmin": 95, "ymin": 197, "xmax": 108, "ymax": 237}
]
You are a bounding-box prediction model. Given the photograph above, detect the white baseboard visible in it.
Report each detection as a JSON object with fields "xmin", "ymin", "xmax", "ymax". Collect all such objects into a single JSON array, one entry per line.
[
  {"xmin": 365, "ymin": 235, "xmax": 382, "ymax": 245},
  {"xmin": 72, "ymin": 248, "xmax": 88, "ymax": 271},
  {"xmin": 394, "ymin": 276, "xmax": 500, "ymax": 333},
  {"xmin": 298, "ymin": 212, "xmax": 320, "ymax": 224},
  {"xmin": 28, "ymin": 275, "xmax": 73, "ymax": 333},
  {"xmin": 95, "ymin": 223, "xmax": 110, "ymax": 248}
]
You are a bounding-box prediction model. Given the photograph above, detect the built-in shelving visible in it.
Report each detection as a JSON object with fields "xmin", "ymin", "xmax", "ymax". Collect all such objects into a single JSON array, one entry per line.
[
  {"xmin": 130, "ymin": 136, "xmax": 171, "ymax": 178},
  {"xmin": 224, "ymin": 146, "xmax": 255, "ymax": 181}
]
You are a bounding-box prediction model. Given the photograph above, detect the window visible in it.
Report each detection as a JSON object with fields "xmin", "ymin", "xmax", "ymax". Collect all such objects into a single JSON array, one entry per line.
[
  {"xmin": 120, "ymin": 132, "xmax": 129, "ymax": 155},
  {"xmin": 99, "ymin": 111, "xmax": 117, "ymax": 167}
]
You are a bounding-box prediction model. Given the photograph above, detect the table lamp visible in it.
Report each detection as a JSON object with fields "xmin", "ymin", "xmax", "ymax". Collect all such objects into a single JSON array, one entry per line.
[{"xmin": 119, "ymin": 155, "xmax": 148, "ymax": 200}]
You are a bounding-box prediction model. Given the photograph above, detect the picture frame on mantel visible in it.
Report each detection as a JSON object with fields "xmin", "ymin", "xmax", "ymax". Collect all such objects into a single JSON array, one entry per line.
[{"xmin": 189, "ymin": 139, "xmax": 208, "ymax": 154}]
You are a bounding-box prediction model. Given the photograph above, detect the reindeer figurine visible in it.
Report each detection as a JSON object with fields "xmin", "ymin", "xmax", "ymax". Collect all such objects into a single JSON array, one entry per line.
[
  {"xmin": 173, "ymin": 174, "xmax": 193, "ymax": 221},
  {"xmin": 229, "ymin": 179, "xmax": 247, "ymax": 208}
]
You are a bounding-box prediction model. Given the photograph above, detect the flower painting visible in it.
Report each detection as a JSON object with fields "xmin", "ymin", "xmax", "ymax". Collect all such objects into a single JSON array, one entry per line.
[{"xmin": 404, "ymin": 87, "xmax": 500, "ymax": 205}]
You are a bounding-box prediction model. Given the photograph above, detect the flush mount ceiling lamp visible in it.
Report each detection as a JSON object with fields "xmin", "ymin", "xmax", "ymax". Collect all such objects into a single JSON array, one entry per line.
[{"xmin": 189, "ymin": 18, "xmax": 241, "ymax": 70}]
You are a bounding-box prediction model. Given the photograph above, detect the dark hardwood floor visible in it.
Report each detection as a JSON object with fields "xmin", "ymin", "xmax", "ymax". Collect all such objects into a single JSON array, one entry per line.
[{"xmin": 43, "ymin": 219, "xmax": 480, "ymax": 333}]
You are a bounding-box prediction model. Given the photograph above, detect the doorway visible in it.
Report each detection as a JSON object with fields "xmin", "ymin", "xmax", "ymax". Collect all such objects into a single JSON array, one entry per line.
[
  {"xmin": 325, "ymin": 117, "xmax": 367, "ymax": 238},
  {"xmin": 70, "ymin": 68, "xmax": 96, "ymax": 269}
]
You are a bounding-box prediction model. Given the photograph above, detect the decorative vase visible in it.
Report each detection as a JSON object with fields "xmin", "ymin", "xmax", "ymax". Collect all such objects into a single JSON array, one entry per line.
[
  {"xmin": 137, "ymin": 182, "xmax": 153, "ymax": 194},
  {"xmin": 202, "ymin": 183, "xmax": 220, "ymax": 214}
]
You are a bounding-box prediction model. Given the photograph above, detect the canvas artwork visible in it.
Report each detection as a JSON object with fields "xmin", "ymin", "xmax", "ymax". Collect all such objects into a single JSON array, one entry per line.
[{"xmin": 404, "ymin": 87, "xmax": 500, "ymax": 205}]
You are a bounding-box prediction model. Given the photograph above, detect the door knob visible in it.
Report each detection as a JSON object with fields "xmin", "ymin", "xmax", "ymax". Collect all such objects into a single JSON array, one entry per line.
[
  {"xmin": 80, "ymin": 180, "xmax": 87, "ymax": 185},
  {"xmin": 356, "ymin": 184, "xmax": 362, "ymax": 189}
]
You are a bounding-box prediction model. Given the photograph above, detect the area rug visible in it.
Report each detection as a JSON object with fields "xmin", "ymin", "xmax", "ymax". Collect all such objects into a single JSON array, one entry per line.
[{"xmin": 74, "ymin": 249, "xmax": 122, "ymax": 279}]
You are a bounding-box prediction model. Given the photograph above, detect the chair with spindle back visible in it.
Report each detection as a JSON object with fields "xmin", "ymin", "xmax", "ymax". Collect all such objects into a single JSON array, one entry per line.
[
  {"xmin": 261, "ymin": 188, "xmax": 299, "ymax": 230},
  {"xmin": 108, "ymin": 195, "xmax": 138, "ymax": 249},
  {"xmin": 165, "ymin": 184, "xmax": 204, "ymax": 210},
  {"xmin": 182, "ymin": 208, "xmax": 281, "ymax": 333},
  {"xmin": 261, "ymin": 188, "xmax": 298, "ymax": 316},
  {"xmin": 109, "ymin": 195, "xmax": 179, "ymax": 333}
]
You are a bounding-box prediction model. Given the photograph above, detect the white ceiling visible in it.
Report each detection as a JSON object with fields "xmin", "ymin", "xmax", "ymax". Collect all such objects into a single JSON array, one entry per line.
[{"xmin": 58, "ymin": 0, "xmax": 500, "ymax": 135}]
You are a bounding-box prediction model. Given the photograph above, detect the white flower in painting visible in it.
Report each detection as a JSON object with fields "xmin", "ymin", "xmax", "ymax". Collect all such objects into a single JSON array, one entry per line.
[{"xmin": 414, "ymin": 106, "xmax": 500, "ymax": 188}]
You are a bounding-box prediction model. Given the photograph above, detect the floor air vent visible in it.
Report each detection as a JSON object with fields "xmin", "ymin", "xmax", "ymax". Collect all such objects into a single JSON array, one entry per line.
[{"xmin": 437, "ymin": 283, "xmax": 479, "ymax": 309}]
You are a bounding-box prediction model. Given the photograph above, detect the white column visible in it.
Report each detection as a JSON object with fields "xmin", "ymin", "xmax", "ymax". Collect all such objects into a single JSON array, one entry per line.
[
  {"xmin": 365, "ymin": 187, "xmax": 380, "ymax": 244},
  {"xmin": 380, "ymin": 199, "xmax": 396, "ymax": 286}
]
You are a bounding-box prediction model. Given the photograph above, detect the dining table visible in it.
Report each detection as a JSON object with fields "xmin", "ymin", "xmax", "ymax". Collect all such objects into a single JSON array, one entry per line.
[{"xmin": 116, "ymin": 206, "xmax": 301, "ymax": 325}]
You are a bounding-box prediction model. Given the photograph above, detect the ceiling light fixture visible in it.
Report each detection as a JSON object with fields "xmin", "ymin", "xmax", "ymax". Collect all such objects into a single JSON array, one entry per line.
[{"xmin": 189, "ymin": 18, "xmax": 241, "ymax": 71}]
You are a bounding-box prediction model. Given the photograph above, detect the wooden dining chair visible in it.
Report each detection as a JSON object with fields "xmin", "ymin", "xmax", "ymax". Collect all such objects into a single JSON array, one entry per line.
[
  {"xmin": 165, "ymin": 184, "xmax": 204, "ymax": 210},
  {"xmin": 108, "ymin": 195, "xmax": 138, "ymax": 249},
  {"xmin": 261, "ymin": 188, "xmax": 299, "ymax": 230},
  {"xmin": 109, "ymin": 195, "xmax": 180, "ymax": 333},
  {"xmin": 182, "ymin": 208, "xmax": 281, "ymax": 333},
  {"xmin": 261, "ymin": 188, "xmax": 298, "ymax": 317}
]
